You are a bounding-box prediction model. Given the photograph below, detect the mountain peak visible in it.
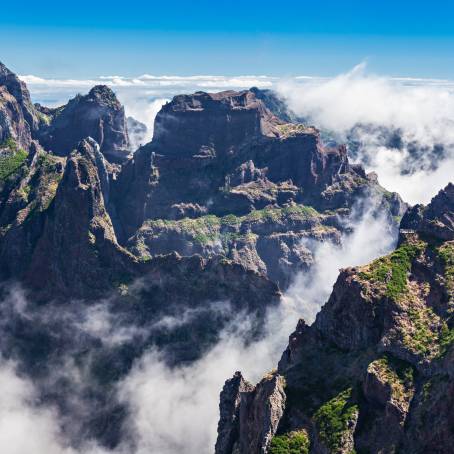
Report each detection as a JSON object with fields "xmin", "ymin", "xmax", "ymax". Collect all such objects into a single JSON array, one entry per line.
[
  {"xmin": 0, "ymin": 61, "xmax": 14, "ymax": 78},
  {"xmin": 87, "ymin": 84, "xmax": 121, "ymax": 107},
  {"xmin": 37, "ymin": 85, "xmax": 130, "ymax": 162}
]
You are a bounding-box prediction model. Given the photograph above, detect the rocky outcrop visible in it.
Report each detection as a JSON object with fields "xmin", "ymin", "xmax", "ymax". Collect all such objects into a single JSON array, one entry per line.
[
  {"xmin": 216, "ymin": 371, "xmax": 286, "ymax": 454},
  {"xmin": 216, "ymin": 183, "xmax": 454, "ymax": 453},
  {"xmin": 37, "ymin": 85, "xmax": 130, "ymax": 162},
  {"xmin": 216, "ymin": 372, "xmax": 255, "ymax": 454},
  {"xmin": 152, "ymin": 89, "xmax": 283, "ymax": 158},
  {"xmin": 22, "ymin": 137, "xmax": 134, "ymax": 298},
  {"xmin": 401, "ymin": 183, "xmax": 454, "ymax": 241}
]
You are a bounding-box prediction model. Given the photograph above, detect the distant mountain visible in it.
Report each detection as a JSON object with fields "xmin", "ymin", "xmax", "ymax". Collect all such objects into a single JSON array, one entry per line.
[
  {"xmin": 127, "ymin": 115, "xmax": 148, "ymax": 148},
  {"xmin": 216, "ymin": 183, "xmax": 454, "ymax": 454}
]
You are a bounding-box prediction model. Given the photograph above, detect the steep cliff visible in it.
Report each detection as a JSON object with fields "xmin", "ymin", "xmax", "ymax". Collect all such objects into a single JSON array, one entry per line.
[
  {"xmin": 216, "ymin": 183, "xmax": 454, "ymax": 454},
  {"xmin": 114, "ymin": 89, "xmax": 405, "ymax": 288},
  {"xmin": 0, "ymin": 62, "xmax": 40, "ymax": 150}
]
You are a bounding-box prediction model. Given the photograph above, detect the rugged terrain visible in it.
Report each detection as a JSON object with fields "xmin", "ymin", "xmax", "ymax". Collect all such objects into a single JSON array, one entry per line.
[
  {"xmin": 0, "ymin": 62, "xmax": 404, "ymax": 295},
  {"xmin": 0, "ymin": 60, "xmax": 412, "ymax": 450},
  {"xmin": 216, "ymin": 183, "xmax": 454, "ymax": 454}
]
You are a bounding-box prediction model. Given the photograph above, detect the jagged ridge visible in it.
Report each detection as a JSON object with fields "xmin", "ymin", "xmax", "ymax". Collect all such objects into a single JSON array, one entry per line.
[{"xmin": 216, "ymin": 184, "xmax": 454, "ymax": 454}]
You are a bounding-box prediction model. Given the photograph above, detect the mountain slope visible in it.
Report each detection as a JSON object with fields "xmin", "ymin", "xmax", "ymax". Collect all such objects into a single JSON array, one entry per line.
[{"xmin": 216, "ymin": 183, "xmax": 454, "ymax": 454}]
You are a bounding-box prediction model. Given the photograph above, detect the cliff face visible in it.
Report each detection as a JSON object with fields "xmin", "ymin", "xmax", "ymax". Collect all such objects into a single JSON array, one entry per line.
[
  {"xmin": 216, "ymin": 184, "xmax": 454, "ymax": 454},
  {"xmin": 114, "ymin": 88, "xmax": 405, "ymax": 288},
  {"xmin": 0, "ymin": 62, "xmax": 39, "ymax": 150}
]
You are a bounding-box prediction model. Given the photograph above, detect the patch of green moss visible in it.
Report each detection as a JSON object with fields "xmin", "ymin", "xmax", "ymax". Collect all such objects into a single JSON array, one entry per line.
[
  {"xmin": 376, "ymin": 354, "xmax": 413, "ymax": 382},
  {"xmin": 220, "ymin": 213, "xmax": 240, "ymax": 226},
  {"xmin": 438, "ymin": 322, "xmax": 454, "ymax": 356},
  {"xmin": 314, "ymin": 388, "xmax": 358, "ymax": 453},
  {"xmin": 373, "ymin": 354, "xmax": 414, "ymax": 395},
  {"xmin": 436, "ymin": 241, "xmax": 454, "ymax": 299},
  {"xmin": 144, "ymin": 204, "xmax": 320, "ymax": 247},
  {"xmin": 276, "ymin": 123, "xmax": 311, "ymax": 137},
  {"xmin": 358, "ymin": 241, "xmax": 426, "ymax": 301},
  {"xmin": 0, "ymin": 139, "xmax": 28, "ymax": 181},
  {"xmin": 269, "ymin": 430, "xmax": 310, "ymax": 454},
  {"xmin": 406, "ymin": 306, "xmax": 438, "ymax": 355},
  {"xmin": 245, "ymin": 205, "xmax": 319, "ymax": 223},
  {"xmin": 24, "ymin": 153, "xmax": 64, "ymax": 217}
]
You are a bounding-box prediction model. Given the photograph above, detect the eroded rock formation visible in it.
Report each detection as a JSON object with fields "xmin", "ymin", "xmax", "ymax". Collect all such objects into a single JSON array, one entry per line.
[{"xmin": 217, "ymin": 184, "xmax": 454, "ymax": 453}]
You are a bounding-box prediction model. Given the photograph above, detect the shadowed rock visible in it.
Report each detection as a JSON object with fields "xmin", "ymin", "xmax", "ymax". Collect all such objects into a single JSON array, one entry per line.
[
  {"xmin": 37, "ymin": 85, "xmax": 130, "ymax": 162},
  {"xmin": 216, "ymin": 183, "xmax": 454, "ymax": 454}
]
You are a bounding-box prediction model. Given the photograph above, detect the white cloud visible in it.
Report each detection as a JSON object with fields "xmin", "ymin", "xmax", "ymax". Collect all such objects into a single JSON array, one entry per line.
[
  {"xmin": 276, "ymin": 64, "xmax": 454, "ymax": 204},
  {"xmin": 0, "ymin": 360, "xmax": 73, "ymax": 454}
]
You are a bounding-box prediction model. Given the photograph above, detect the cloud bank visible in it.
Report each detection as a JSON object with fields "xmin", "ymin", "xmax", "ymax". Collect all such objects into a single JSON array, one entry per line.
[
  {"xmin": 277, "ymin": 64, "xmax": 454, "ymax": 204},
  {"xmin": 0, "ymin": 196, "xmax": 396, "ymax": 454}
]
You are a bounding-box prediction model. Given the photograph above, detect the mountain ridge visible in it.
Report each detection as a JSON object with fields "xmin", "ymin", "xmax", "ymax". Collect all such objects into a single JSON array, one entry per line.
[{"xmin": 216, "ymin": 183, "xmax": 454, "ymax": 454}]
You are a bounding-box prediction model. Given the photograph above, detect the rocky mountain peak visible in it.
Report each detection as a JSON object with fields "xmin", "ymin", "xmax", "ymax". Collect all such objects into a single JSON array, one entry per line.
[
  {"xmin": 152, "ymin": 88, "xmax": 284, "ymax": 158},
  {"xmin": 37, "ymin": 84, "xmax": 130, "ymax": 163},
  {"xmin": 401, "ymin": 182, "xmax": 454, "ymax": 241},
  {"xmin": 87, "ymin": 84, "xmax": 122, "ymax": 108}
]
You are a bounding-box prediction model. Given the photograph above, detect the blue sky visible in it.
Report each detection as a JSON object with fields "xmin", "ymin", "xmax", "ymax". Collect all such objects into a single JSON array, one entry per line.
[{"xmin": 1, "ymin": 0, "xmax": 454, "ymax": 78}]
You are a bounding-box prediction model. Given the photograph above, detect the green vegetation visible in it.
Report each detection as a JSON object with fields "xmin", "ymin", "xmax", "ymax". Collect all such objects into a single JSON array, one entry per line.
[
  {"xmin": 0, "ymin": 138, "xmax": 28, "ymax": 181},
  {"xmin": 314, "ymin": 388, "xmax": 358, "ymax": 453},
  {"xmin": 375, "ymin": 354, "xmax": 413, "ymax": 386},
  {"xmin": 37, "ymin": 111, "xmax": 51, "ymax": 126},
  {"xmin": 405, "ymin": 306, "xmax": 439, "ymax": 355},
  {"xmin": 22, "ymin": 152, "xmax": 64, "ymax": 220},
  {"xmin": 144, "ymin": 204, "xmax": 321, "ymax": 246},
  {"xmin": 436, "ymin": 241, "xmax": 454, "ymax": 299},
  {"xmin": 371, "ymin": 354, "xmax": 414, "ymax": 399},
  {"xmin": 439, "ymin": 321, "xmax": 454, "ymax": 356},
  {"xmin": 269, "ymin": 430, "xmax": 310, "ymax": 454},
  {"xmin": 358, "ymin": 241, "xmax": 426, "ymax": 300},
  {"xmin": 276, "ymin": 123, "xmax": 311, "ymax": 137}
]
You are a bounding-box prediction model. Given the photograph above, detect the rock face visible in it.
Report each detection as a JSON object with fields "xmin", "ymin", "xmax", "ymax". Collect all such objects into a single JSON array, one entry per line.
[
  {"xmin": 216, "ymin": 184, "xmax": 454, "ymax": 453},
  {"xmin": 37, "ymin": 85, "xmax": 130, "ymax": 162},
  {"xmin": 401, "ymin": 182, "xmax": 454, "ymax": 241},
  {"xmin": 216, "ymin": 371, "xmax": 286, "ymax": 454},
  {"xmin": 114, "ymin": 88, "xmax": 405, "ymax": 288},
  {"xmin": 0, "ymin": 62, "xmax": 39, "ymax": 150}
]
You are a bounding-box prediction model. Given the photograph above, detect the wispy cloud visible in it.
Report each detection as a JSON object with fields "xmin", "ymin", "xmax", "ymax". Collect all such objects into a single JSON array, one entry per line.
[
  {"xmin": 22, "ymin": 68, "xmax": 454, "ymax": 205},
  {"xmin": 277, "ymin": 63, "xmax": 454, "ymax": 204}
]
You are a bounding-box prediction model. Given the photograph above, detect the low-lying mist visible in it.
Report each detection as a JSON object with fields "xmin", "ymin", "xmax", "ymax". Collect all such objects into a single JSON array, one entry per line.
[{"xmin": 0, "ymin": 198, "xmax": 397, "ymax": 454}]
